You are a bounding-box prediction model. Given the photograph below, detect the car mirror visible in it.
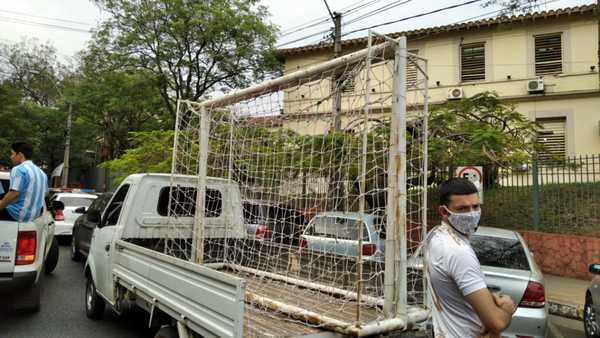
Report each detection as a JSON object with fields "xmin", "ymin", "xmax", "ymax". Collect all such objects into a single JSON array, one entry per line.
[
  {"xmin": 74, "ymin": 206, "xmax": 87, "ymax": 214},
  {"xmin": 589, "ymin": 264, "xmax": 600, "ymax": 275},
  {"xmin": 87, "ymin": 210, "xmax": 101, "ymax": 224},
  {"xmin": 51, "ymin": 200, "xmax": 65, "ymax": 211}
]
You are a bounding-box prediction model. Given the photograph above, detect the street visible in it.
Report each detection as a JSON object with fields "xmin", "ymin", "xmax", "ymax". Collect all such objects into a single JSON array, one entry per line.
[
  {"xmin": 0, "ymin": 244, "xmax": 587, "ymax": 338},
  {"xmin": 0, "ymin": 245, "xmax": 154, "ymax": 338}
]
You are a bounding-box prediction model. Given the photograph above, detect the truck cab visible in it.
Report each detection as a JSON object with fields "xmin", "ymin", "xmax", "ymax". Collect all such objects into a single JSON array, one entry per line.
[{"xmin": 0, "ymin": 171, "xmax": 60, "ymax": 312}]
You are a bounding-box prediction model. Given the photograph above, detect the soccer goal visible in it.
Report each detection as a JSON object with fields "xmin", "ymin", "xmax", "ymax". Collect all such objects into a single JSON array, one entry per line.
[{"xmin": 167, "ymin": 33, "xmax": 430, "ymax": 337}]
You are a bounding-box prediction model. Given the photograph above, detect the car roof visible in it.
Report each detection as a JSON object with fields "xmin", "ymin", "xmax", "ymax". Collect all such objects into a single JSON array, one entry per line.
[
  {"xmin": 54, "ymin": 192, "xmax": 98, "ymax": 199},
  {"xmin": 474, "ymin": 226, "xmax": 519, "ymax": 240},
  {"xmin": 0, "ymin": 171, "xmax": 9, "ymax": 180}
]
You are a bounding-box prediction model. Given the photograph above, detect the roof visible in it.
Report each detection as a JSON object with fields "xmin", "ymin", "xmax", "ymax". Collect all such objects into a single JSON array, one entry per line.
[
  {"xmin": 0, "ymin": 172, "xmax": 9, "ymax": 180},
  {"xmin": 314, "ymin": 211, "xmax": 377, "ymax": 222},
  {"xmin": 475, "ymin": 225, "xmax": 519, "ymax": 240},
  {"xmin": 278, "ymin": 4, "xmax": 597, "ymax": 57},
  {"xmin": 54, "ymin": 192, "xmax": 98, "ymax": 199}
]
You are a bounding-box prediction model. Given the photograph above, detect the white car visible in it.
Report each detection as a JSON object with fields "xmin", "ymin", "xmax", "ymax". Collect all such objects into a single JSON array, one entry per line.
[{"xmin": 50, "ymin": 192, "xmax": 97, "ymax": 237}]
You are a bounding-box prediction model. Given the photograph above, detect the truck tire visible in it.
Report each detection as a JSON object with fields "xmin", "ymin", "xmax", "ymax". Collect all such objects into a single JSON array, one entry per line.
[
  {"xmin": 71, "ymin": 235, "xmax": 83, "ymax": 261},
  {"xmin": 44, "ymin": 237, "xmax": 59, "ymax": 274},
  {"xmin": 154, "ymin": 326, "xmax": 179, "ymax": 338},
  {"xmin": 85, "ymin": 277, "xmax": 105, "ymax": 319},
  {"xmin": 13, "ymin": 275, "xmax": 41, "ymax": 313}
]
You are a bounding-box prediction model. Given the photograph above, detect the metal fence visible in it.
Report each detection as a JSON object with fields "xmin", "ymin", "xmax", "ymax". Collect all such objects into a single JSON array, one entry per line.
[{"xmin": 428, "ymin": 154, "xmax": 600, "ymax": 236}]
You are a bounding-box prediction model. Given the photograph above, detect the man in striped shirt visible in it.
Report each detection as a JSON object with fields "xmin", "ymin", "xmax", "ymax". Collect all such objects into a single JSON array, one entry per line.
[{"xmin": 0, "ymin": 142, "xmax": 48, "ymax": 222}]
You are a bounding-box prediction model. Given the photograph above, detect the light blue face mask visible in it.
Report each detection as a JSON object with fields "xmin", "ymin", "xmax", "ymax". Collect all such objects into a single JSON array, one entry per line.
[{"xmin": 443, "ymin": 206, "xmax": 481, "ymax": 237}]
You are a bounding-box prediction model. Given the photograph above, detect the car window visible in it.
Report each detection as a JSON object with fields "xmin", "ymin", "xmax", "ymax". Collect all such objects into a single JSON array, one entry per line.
[
  {"xmin": 307, "ymin": 216, "xmax": 369, "ymax": 241},
  {"xmin": 104, "ymin": 184, "xmax": 130, "ymax": 226},
  {"xmin": 88, "ymin": 193, "xmax": 112, "ymax": 214},
  {"xmin": 59, "ymin": 196, "xmax": 96, "ymax": 207},
  {"xmin": 243, "ymin": 203, "xmax": 266, "ymax": 224},
  {"xmin": 470, "ymin": 235, "xmax": 530, "ymax": 271},
  {"xmin": 156, "ymin": 186, "xmax": 222, "ymax": 218}
]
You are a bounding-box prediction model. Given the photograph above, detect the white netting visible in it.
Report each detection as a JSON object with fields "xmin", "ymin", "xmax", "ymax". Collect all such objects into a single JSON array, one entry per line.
[{"xmin": 160, "ymin": 35, "xmax": 429, "ymax": 337}]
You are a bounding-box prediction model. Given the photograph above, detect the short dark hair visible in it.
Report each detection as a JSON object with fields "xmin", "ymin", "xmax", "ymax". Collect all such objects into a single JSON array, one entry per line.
[
  {"xmin": 439, "ymin": 178, "xmax": 478, "ymax": 206},
  {"xmin": 11, "ymin": 142, "xmax": 33, "ymax": 159}
]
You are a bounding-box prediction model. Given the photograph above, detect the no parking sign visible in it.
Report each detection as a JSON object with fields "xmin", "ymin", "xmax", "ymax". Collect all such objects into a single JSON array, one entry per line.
[{"xmin": 455, "ymin": 166, "xmax": 483, "ymax": 203}]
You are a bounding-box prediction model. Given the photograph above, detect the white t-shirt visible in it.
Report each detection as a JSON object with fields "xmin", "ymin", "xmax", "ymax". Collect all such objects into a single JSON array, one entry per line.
[{"xmin": 425, "ymin": 222, "xmax": 487, "ymax": 338}]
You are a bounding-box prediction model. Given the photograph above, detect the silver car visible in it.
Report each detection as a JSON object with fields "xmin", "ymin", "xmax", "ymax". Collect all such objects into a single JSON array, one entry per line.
[
  {"xmin": 299, "ymin": 212, "xmax": 385, "ymax": 262},
  {"xmin": 410, "ymin": 226, "xmax": 547, "ymax": 338},
  {"xmin": 584, "ymin": 264, "xmax": 600, "ymax": 337}
]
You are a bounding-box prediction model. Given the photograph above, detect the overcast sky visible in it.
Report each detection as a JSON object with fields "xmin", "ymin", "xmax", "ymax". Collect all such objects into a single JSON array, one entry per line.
[{"xmin": 0, "ymin": 0, "xmax": 591, "ymax": 59}]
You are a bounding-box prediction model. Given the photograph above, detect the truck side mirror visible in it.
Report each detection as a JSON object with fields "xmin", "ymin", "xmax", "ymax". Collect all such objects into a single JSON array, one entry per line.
[
  {"xmin": 51, "ymin": 200, "xmax": 65, "ymax": 211},
  {"xmin": 88, "ymin": 210, "xmax": 101, "ymax": 224}
]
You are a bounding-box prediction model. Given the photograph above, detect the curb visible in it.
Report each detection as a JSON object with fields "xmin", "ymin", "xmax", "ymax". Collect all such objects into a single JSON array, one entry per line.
[{"xmin": 548, "ymin": 301, "xmax": 584, "ymax": 321}]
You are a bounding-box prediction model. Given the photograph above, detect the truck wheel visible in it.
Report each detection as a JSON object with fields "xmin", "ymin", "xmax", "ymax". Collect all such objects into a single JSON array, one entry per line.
[
  {"xmin": 85, "ymin": 277, "xmax": 105, "ymax": 319},
  {"xmin": 14, "ymin": 276, "xmax": 41, "ymax": 313},
  {"xmin": 154, "ymin": 326, "xmax": 179, "ymax": 338},
  {"xmin": 44, "ymin": 237, "xmax": 59, "ymax": 274},
  {"xmin": 71, "ymin": 235, "xmax": 83, "ymax": 261}
]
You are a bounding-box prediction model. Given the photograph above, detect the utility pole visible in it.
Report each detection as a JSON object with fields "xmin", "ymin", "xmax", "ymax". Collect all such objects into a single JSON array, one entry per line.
[
  {"xmin": 332, "ymin": 11, "xmax": 343, "ymax": 131},
  {"xmin": 61, "ymin": 103, "xmax": 72, "ymax": 188},
  {"xmin": 597, "ymin": 0, "xmax": 599, "ymax": 86}
]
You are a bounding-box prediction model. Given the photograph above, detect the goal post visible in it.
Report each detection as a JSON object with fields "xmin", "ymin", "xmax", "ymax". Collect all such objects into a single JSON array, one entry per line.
[{"xmin": 167, "ymin": 33, "xmax": 430, "ymax": 336}]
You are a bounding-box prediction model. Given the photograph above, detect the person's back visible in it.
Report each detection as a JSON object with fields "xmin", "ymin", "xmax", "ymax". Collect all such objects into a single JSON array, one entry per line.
[
  {"xmin": 0, "ymin": 142, "xmax": 48, "ymax": 222},
  {"xmin": 7, "ymin": 160, "xmax": 48, "ymax": 222}
]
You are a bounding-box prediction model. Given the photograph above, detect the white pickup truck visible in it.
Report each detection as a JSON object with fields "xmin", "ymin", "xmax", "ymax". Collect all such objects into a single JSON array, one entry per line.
[
  {"xmin": 85, "ymin": 173, "xmax": 427, "ymax": 338},
  {"xmin": 0, "ymin": 171, "xmax": 60, "ymax": 312}
]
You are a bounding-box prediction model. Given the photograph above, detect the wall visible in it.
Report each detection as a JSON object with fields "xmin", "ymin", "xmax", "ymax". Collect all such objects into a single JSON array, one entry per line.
[{"xmin": 520, "ymin": 230, "xmax": 600, "ymax": 279}]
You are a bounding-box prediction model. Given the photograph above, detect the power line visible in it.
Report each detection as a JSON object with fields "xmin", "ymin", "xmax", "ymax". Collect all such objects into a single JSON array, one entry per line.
[
  {"xmin": 344, "ymin": 0, "xmax": 414, "ymax": 26},
  {"xmin": 0, "ymin": 15, "xmax": 91, "ymax": 33},
  {"xmin": 277, "ymin": 28, "xmax": 332, "ymax": 48},
  {"xmin": 323, "ymin": 0, "xmax": 335, "ymax": 19},
  {"xmin": 0, "ymin": 9, "xmax": 92, "ymax": 26},
  {"xmin": 341, "ymin": 0, "xmax": 486, "ymax": 37}
]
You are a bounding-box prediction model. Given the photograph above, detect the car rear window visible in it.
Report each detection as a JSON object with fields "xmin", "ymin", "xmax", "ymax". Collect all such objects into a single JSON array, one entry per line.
[
  {"xmin": 470, "ymin": 235, "xmax": 530, "ymax": 271},
  {"xmin": 59, "ymin": 197, "xmax": 96, "ymax": 207},
  {"xmin": 307, "ymin": 216, "xmax": 369, "ymax": 241}
]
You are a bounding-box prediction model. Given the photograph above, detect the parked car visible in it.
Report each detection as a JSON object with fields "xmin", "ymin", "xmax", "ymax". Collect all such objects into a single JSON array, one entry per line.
[
  {"xmin": 71, "ymin": 192, "xmax": 113, "ymax": 261},
  {"xmin": 299, "ymin": 212, "xmax": 385, "ymax": 262},
  {"xmin": 0, "ymin": 171, "xmax": 62, "ymax": 312},
  {"xmin": 409, "ymin": 226, "xmax": 547, "ymax": 338},
  {"xmin": 50, "ymin": 192, "xmax": 97, "ymax": 238},
  {"xmin": 243, "ymin": 199, "xmax": 307, "ymax": 246},
  {"xmin": 584, "ymin": 264, "xmax": 600, "ymax": 338}
]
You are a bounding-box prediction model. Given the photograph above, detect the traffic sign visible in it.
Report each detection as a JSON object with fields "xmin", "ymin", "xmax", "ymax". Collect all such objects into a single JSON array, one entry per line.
[{"xmin": 455, "ymin": 166, "xmax": 483, "ymax": 203}]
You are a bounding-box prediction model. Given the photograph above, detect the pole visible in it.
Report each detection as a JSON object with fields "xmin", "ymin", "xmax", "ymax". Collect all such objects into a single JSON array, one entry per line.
[
  {"xmin": 61, "ymin": 103, "xmax": 72, "ymax": 188},
  {"xmin": 532, "ymin": 156, "xmax": 540, "ymax": 230},
  {"xmin": 597, "ymin": 0, "xmax": 599, "ymax": 86},
  {"xmin": 332, "ymin": 12, "xmax": 343, "ymax": 131}
]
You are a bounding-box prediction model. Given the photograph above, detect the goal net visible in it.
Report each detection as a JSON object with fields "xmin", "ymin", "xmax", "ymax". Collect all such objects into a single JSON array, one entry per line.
[{"xmin": 167, "ymin": 34, "xmax": 429, "ymax": 336}]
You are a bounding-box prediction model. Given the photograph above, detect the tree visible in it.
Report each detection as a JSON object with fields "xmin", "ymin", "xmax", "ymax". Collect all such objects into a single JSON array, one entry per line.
[
  {"xmin": 428, "ymin": 91, "xmax": 539, "ymax": 187},
  {"xmin": 89, "ymin": 0, "xmax": 280, "ymax": 118}
]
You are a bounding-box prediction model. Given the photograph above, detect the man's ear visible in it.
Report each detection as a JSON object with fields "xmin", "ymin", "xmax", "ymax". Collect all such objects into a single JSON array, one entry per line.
[{"xmin": 438, "ymin": 205, "xmax": 448, "ymax": 217}]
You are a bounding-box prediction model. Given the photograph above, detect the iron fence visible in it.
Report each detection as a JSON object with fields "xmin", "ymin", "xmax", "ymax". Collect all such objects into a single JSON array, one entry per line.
[{"xmin": 427, "ymin": 154, "xmax": 600, "ymax": 236}]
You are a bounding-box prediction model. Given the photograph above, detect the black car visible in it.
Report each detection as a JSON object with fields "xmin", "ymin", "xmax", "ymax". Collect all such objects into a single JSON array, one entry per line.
[
  {"xmin": 243, "ymin": 200, "xmax": 307, "ymax": 246},
  {"xmin": 71, "ymin": 192, "xmax": 113, "ymax": 261}
]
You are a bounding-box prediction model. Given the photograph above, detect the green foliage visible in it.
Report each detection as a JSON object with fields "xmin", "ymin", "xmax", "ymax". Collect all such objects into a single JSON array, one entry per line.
[
  {"xmin": 100, "ymin": 130, "xmax": 174, "ymax": 184},
  {"xmin": 90, "ymin": 0, "xmax": 280, "ymax": 116}
]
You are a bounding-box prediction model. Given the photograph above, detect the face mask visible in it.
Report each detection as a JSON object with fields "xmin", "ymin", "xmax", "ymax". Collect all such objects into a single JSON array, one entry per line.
[{"xmin": 443, "ymin": 206, "xmax": 481, "ymax": 237}]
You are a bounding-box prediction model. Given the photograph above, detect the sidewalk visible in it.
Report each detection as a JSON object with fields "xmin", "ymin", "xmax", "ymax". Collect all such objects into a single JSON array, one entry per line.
[{"xmin": 544, "ymin": 274, "xmax": 589, "ymax": 320}]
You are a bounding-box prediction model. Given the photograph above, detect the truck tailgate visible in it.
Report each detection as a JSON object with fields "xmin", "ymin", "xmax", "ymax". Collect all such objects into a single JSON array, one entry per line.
[
  {"xmin": 113, "ymin": 240, "xmax": 245, "ymax": 338},
  {"xmin": 0, "ymin": 221, "xmax": 18, "ymax": 274}
]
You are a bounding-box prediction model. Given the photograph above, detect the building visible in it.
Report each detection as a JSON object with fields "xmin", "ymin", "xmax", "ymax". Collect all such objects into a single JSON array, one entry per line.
[{"xmin": 277, "ymin": 4, "xmax": 600, "ymax": 159}]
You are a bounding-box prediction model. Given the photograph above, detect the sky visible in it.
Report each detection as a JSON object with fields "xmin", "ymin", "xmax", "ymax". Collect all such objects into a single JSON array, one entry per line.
[{"xmin": 0, "ymin": 0, "xmax": 592, "ymax": 59}]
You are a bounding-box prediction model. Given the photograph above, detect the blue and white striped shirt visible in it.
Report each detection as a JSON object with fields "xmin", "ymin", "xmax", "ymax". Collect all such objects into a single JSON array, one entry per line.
[{"xmin": 7, "ymin": 160, "xmax": 48, "ymax": 222}]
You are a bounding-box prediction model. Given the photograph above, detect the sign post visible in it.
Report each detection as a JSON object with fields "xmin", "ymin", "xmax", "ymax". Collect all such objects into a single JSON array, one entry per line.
[{"xmin": 455, "ymin": 166, "xmax": 484, "ymax": 203}]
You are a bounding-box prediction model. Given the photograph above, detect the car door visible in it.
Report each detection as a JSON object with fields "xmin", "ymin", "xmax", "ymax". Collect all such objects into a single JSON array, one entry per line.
[
  {"xmin": 81, "ymin": 193, "xmax": 112, "ymax": 255},
  {"xmin": 90, "ymin": 184, "xmax": 129, "ymax": 301}
]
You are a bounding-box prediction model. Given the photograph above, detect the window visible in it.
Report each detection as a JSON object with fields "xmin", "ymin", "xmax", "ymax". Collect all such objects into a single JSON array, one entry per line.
[
  {"xmin": 103, "ymin": 184, "xmax": 130, "ymax": 226},
  {"xmin": 58, "ymin": 196, "xmax": 96, "ymax": 207},
  {"xmin": 88, "ymin": 193, "xmax": 113, "ymax": 214},
  {"xmin": 307, "ymin": 216, "xmax": 369, "ymax": 241},
  {"xmin": 536, "ymin": 117, "xmax": 566, "ymax": 162},
  {"xmin": 406, "ymin": 49, "xmax": 419, "ymax": 87},
  {"xmin": 471, "ymin": 235, "xmax": 530, "ymax": 271},
  {"xmin": 157, "ymin": 186, "xmax": 222, "ymax": 218},
  {"xmin": 461, "ymin": 42, "xmax": 486, "ymax": 82},
  {"xmin": 535, "ymin": 33, "xmax": 562, "ymax": 75}
]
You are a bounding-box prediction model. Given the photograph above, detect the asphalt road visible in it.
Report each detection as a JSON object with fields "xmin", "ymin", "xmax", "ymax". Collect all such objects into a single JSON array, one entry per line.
[
  {"xmin": 0, "ymin": 244, "xmax": 155, "ymax": 338},
  {"xmin": 0, "ymin": 244, "xmax": 589, "ymax": 338}
]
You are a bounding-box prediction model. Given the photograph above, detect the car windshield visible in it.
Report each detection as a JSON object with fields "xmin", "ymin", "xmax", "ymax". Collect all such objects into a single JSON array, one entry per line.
[
  {"xmin": 470, "ymin": 235, "xmax": 530, "ymax": 271},
  {"xmin": 307, "ymin": 216, "xmax": 369, "ymax": 241},
  {"xmin": 59, "ymin": 197, "xmax": 95, "ymax": 207}
]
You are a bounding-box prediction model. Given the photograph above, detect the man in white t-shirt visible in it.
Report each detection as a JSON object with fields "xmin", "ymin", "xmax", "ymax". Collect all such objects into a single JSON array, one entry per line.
[{"xmin": 425, "ymin": 178, "xmax": 514, "ymax": 337}]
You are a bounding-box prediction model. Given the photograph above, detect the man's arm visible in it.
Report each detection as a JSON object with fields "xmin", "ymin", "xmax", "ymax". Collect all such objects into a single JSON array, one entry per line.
[
  {"xmin": 465, "ymin": 289, "xmax": 514, "ymax": 334},
  {"xmin": 0, "ymin": 190, "xmax": 20, "ymax": 210}
]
